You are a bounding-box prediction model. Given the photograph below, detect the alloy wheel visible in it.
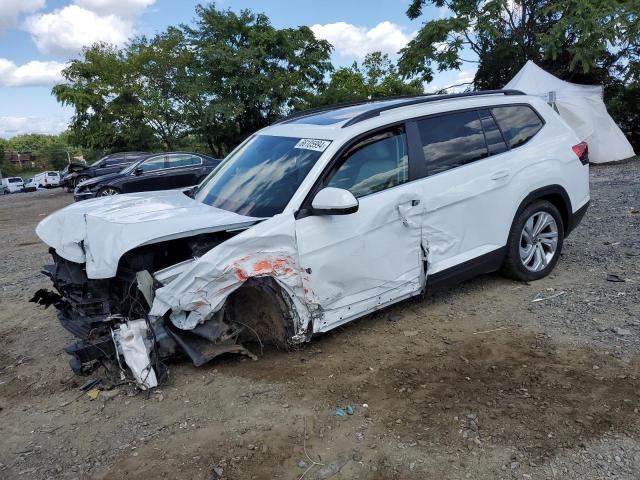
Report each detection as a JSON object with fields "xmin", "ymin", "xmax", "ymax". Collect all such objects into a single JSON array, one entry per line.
[
  {"xmin": 519, "ymin": 211, "xmax": 558, "ymax": 272},
  {"xmin": 98, "ymin": 187, "xmax": 119, "ymax": 196}
]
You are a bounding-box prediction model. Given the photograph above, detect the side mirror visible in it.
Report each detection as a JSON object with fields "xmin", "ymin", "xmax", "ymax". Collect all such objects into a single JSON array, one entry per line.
[
  {"xmin": 134, "ymin": 167, "xmax": 143, "ymax": 176},
  {"xmin": 311, "ymin": 187, "xmax": 358, "ymax": 215}
]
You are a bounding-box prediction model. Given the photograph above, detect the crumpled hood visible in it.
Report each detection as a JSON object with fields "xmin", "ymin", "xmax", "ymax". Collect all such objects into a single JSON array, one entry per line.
[{"xmin": 36, "ymin": 190, "xmax": 259, "ymax": 279}]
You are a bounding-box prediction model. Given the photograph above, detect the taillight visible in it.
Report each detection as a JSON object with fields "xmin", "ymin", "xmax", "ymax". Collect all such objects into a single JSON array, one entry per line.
[{"xmin": 572, "ymin": 142, "xmax": 589, "ymax": 165}]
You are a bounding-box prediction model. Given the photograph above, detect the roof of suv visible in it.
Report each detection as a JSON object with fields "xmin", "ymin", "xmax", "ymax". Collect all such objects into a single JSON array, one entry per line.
[{"xmin": 274, "ymin": 89, "xmax": 526, "ymax": 129}]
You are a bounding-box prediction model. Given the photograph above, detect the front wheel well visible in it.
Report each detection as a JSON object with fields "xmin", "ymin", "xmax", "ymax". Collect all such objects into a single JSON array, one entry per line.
[{"xmin": 224, "ymin": 278, "xmax": 295, "ymax": 349}]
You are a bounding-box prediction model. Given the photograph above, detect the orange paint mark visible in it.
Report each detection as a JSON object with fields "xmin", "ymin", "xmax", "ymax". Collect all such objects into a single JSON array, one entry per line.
[
  {"xmin": 235, "ymin": 267, "xmax": 248, "ymax": 281},
  {"xmin": 252, "ymin": 258, "xmax": 294, "ymax": 276}
]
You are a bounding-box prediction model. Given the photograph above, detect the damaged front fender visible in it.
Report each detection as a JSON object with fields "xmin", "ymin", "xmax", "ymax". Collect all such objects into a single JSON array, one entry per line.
[{"xmin": 151, "ymin": 212, "xmax": 318, "ymax": 341}]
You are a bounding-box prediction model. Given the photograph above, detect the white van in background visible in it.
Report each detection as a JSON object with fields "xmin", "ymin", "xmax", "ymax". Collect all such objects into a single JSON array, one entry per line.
[
  {"xmin": 2, "ymin": 177, "xmax": 24, "ymax": 194},
  {"xmin": 34, "ymin": 171, "xmax": 61, "ymax": 189}
]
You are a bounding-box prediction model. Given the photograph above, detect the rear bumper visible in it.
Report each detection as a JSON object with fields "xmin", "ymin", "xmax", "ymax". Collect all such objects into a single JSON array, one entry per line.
[{"xmin": 566, "ymin": 200, "xmax": 589, "ymax": 236}]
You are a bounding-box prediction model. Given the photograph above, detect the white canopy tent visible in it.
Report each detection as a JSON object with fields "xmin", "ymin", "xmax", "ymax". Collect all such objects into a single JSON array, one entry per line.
[{"xmin": 505, "ymin": 61, "xmax": 635, "ymax": 163}]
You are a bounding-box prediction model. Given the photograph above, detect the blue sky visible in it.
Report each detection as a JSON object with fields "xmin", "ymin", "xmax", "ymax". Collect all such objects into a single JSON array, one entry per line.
[{"xmin": 0, "ymin": 0, "xmax": 474, "ymax": 138}]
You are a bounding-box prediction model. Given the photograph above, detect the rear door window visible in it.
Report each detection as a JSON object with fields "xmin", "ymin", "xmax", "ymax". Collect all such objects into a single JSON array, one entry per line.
[
  {"xmin": 140, "ymin": 155, "xmax": 167, "ymax": 172},
  {"xmin": 416, "ymin": 110, "xmax": 487, "ymax": 176},
  {"xmin": 490, "ymin": 105, "xmax": 543, "ymax": 148},
  {"xmin": 167, "ymin": 154, "xmax": 201, "ymax": 168}
]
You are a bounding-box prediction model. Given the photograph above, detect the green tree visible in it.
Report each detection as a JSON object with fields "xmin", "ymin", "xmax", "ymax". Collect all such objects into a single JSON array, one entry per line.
[
  {"xmin": 51, "ymin": 4, "xmax": 333, "ymax": 156},
  {"xmin": 181, "ymin": 4, "xmax": 333, "ymax": 155},
  {"xmin": 127, "ymin": 28, "xmax": 191, "ymax": 149},
  {"xmin": 313, "ymin": 52, "xmax": 424, "ymax": 106},
  {"xmin": 53, "ymin": 43, "xmax": 159, "ymax": 152},
  {"xmin": 398, "ymin": 0, "xmax": 639, "ymax": 86},
  {"xmin": 0, "ymin": 133, "xmax": 72, "ymax": 172},
  {"xmin": 606, "ymin": 81, "xmax": 640, "ymax": 150}
]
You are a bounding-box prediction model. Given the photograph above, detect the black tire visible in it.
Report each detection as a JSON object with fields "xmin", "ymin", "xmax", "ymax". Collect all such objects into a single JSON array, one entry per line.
[
  {"xmin": 75, "ymin": 175, "xmax": 90, "ymax": 187},
  {"xmin": 502, "ymin": 200, "xmax": 564, "ymax": 281}
]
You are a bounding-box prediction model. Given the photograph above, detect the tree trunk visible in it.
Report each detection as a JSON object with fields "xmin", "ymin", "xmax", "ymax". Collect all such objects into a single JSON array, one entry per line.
[{"xmin": 206, "ymin": 136, "xmax": 216, "ymax": 156}]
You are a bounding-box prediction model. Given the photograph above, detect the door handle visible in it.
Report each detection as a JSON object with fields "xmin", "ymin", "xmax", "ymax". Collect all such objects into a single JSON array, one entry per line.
[{"xmin": 491, "ymin": 170, "xmax": 509, "ymax": 180}]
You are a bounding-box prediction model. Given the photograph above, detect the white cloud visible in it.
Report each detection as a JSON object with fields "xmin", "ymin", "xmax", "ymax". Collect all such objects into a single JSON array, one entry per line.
[
  {"xmin": 0, "ymin": 58, "xmax": 67, "ymax": 87},
  {"xmin": 25, "ymin": 5, "xmax": 134, "ymax": 56},
  {"xmin": 455, "ymin": 70, "xmax": 476, "ymax": 85},
  {"xmin": 0, "ymin": 115, "xmax": 69, "ymax": 138},
  {"xmin": 311, "ymin": 21, "xmax": 414, "ymax": 59},
  {"xmin": 0, "ymin": 0, "xmax": 44, "ymax": 30},
  {"xmin": 444, "ymin": 69, "xmax": 477, "ymax": 92},
  {"xmin": 75, "ymin": 0, "xmax": 156, "ymax": 17},
  {"xmin": 438, "ymin": 5, "xmax": 454, "ymax": 18}
]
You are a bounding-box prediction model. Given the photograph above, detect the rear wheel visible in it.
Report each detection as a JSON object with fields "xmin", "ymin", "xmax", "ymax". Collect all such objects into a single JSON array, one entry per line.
[
  {"xmin": 97, "ymin": 186, "xmax": 120, "ymax": 197},
  {"xmin": 502, "ymin": 200, "xmax": 564, "ymax": 281}
]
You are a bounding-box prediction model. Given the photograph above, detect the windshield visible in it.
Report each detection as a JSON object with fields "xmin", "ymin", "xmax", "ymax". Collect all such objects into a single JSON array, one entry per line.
[
  {"xmin": 121, "ymin": 157, "xmax": 147, "ymax": 174},
  {"xmin": 195, "ymin": 135, "xmax": 329, "ymax": 217},
  {"xmin": 90, "ymin": 156, "xmax": 107, "ymax": 167},
  {"xmin": 9, "ymin": 178, "xmax": 22, "ymax": 183}
]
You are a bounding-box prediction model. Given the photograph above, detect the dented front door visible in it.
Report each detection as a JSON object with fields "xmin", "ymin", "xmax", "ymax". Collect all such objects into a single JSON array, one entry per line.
[{"xmin": 295, "ymin": 127, "xmax": 425, "ymax": 332}]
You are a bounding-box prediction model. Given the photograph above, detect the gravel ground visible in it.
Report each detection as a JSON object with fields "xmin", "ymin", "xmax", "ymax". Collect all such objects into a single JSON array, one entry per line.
[{"xmin": 0, "ymin": 159, "xmax": 639, "ymax": 480}]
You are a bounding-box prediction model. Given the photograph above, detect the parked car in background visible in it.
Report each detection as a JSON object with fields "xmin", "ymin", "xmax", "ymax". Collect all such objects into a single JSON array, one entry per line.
[
  {"xmin": 2, "ymin": 177, "xmax": 24, "ymax": 194},
  {"xmin": 60, "ymin": 161, "xmax": 87, "ymax": 192},
  {"xmin": 34, "ymin": 171, "xmax": 61, "ymax": 189},
  {"xmin": 64, "ymin": 152, "xmax": 148, "ymax": 190},
  {"xmin": 23, "ymin": 178, "xmax": 38, "ymax": 192},
  {"xmin": 74, "ymin": 152, "xmax": 220, "ymax": 201}
]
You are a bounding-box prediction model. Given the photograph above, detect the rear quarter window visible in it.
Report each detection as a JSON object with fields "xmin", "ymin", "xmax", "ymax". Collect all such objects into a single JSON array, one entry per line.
[{"xmin": 490, "ymin": 105, "xmax": 543, "ymax": 148}]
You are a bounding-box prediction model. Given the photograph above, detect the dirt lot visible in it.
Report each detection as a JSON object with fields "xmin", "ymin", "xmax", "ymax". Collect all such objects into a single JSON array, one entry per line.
[{"xmin": 1, "ymin": 160, "xmax": 639, "ymax": 480}]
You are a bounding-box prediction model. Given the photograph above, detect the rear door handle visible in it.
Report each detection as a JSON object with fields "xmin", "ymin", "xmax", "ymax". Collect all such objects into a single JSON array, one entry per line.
[{"xmin": 491, "ymin": 170, "xmax": 509, "ymax": 180}]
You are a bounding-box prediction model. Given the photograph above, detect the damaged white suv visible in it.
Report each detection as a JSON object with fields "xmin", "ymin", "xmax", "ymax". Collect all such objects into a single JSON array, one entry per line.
[{"xmin": 34, "ymin": 90, "xmax": 590, "ymax": 387}]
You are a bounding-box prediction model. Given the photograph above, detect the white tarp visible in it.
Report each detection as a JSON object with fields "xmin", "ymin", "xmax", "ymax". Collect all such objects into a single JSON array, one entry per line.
[
  {"xmin": 505, "ymin": 61, "xmax": 635, "ymax": 163},
  {"xmin": 116, "ymin": 320, "xmax": 158, "ymax": 389}
]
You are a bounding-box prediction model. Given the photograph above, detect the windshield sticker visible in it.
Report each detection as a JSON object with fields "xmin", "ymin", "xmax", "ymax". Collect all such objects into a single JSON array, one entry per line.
[{"xmin": 294, "ymin": 138, "xmax": 331, "ymax": 152}]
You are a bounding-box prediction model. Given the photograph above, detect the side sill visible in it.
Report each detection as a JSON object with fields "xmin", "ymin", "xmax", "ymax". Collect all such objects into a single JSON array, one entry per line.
[{"xmin": 427, "ymin": 247, "xmax": 507, "ymax": 292}]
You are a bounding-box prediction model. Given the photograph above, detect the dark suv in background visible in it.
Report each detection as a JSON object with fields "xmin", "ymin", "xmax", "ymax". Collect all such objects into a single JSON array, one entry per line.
[
  {"xmin": 61, "ymin": 152, "xmax": 148, "ymax": 190},
  {"xmin": 74, "ymin": 151, "xmax": 220, "ymax": 200}
]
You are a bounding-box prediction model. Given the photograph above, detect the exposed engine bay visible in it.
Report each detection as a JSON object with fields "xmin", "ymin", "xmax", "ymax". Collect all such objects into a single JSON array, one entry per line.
[{"xmin": 31, "ymin": 230, "xmax": 292, "ymax": 389}]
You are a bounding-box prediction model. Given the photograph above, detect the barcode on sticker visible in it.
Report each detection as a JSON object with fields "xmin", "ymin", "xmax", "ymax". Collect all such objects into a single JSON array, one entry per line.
[{"xmin": 294, "ymin": 138, "xmax": 331, "ymax": 152}]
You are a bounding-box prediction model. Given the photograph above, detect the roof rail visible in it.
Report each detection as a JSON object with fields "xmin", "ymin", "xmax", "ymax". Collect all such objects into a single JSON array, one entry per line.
[
  {"xmin": 272, "ymin": 97, "xmax": 397, "ymax": 125},
  {"xmin": 341, "ymin": 89, "xmax": 525, "ymax": 128}
]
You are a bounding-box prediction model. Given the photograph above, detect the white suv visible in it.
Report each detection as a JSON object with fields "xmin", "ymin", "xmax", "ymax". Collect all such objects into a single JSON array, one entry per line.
[{"xmin": 35, "ymin": 90, "xmax": 590, "ymax": 384}]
